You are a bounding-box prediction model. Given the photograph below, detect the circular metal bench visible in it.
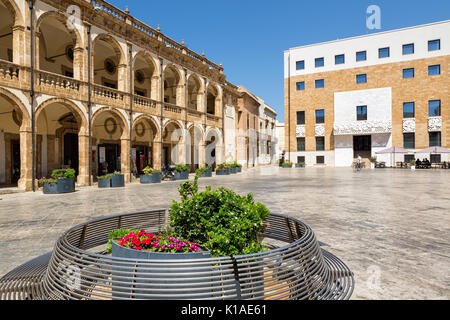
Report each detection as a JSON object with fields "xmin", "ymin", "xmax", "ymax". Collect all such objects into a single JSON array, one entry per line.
[{"xmin": 1, "ymin": 209, "xmax": 354, "ymax": 300}]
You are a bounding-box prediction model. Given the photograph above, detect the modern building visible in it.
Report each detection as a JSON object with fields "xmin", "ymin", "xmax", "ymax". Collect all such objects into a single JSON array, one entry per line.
[
  {"xmin": 284, "ymin": 20, "xmax": 449, "ymax": 167},
  {"xmin": 0, "ymin": 0, "xmax": 274, "ymax": 191},
  {"xmin": 275, "ymin": 120, "xmax": 285, "ymax": 161}
]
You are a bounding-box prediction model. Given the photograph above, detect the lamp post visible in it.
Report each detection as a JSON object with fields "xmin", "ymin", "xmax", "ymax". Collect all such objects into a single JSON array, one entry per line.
[{"xmin": 28, "ymin": 0, "xmax": 35, "ymax": 192}]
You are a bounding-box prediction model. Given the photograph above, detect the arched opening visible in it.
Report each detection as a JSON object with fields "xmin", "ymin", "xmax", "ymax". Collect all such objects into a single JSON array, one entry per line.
[
  {"xmin": 38, "ymin": 14, "xmax": 78, "ymax": 78},
  {"xmin": 205, "ymin": 128, "xmax": 223, "ymax": 170},
  {"xmin": 163, "ymin": 65, "xmax": 180, "ymax": 105},
  {"xmin": 0, "ymin": 1, "xmax": 14, "ymax": 62},
  {"xmin": 92, "ymin": 109, "xmax": 127, "ymax": 177},
  {"xmin": 187, "ymin": 75, "xmax": 202, "ymax": 110},
  {"xmin": 187, "ymin": 125, "xmax": 203, "ymax": 173},
  {"xmin": 162, "ymin": 121, "xmax": 182, "ymax": 166},
  {"xmin": 133, "ymin": 53, "xmax": 156, "ymax": 99},
  {"xmin": 132, "ymin": 116, "xmax": 158, "ymax": 176},
  {"xmin": 207, "ymin": 84, "xmax": 219, "ymax": 115},
  {"xmin": 93, "ymin": 36, "xmax": 122, "ymax": 89},
  {"xmin": 0, "ymin": 94, "xmax": 24, "ymax": 187},
  {"xmin": 35, "ymin": 101, "xmax": 86, "ymax": 180}
]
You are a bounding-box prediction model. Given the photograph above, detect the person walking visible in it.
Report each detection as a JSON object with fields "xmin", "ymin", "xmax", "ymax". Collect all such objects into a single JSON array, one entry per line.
[{"xmin": 356, "ymin": 154, "xmax": 362, "ymax": 172}]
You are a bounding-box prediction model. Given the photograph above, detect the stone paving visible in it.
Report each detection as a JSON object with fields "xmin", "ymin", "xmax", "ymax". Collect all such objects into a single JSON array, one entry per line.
[{"xmin": 0, "ymin": 166, "xmax": 449, "ymax": 300}]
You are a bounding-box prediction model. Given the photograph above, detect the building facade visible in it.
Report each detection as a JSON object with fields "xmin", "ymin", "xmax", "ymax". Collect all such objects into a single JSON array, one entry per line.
[
  {"xmin": 284, "ymin": 20, "xmax": 449, "ymax": 167},
  {"xmin": 0, "ymin": 0, "xmax": 254, "ymax": 191}
]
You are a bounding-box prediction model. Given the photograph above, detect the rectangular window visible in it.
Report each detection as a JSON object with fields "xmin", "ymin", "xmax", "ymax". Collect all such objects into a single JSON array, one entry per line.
[
  {"xmin": 335, "ymin": 54, "xmax": 345, "ymax": 65},
  {"xmin": 356, "ymin": 74, "xmax": 367, "ymax": 84},
  {"xmin": 402, "ymin": 43, "xmax": 414, "ymax": 55},
  {"xmin": 429, "ymin": 132, "xmax": 441, "ymax": 147},
  {"xmin": 356, "ymin": 51, "xmax": 367, "ymax": 61},
  {"xmin": 296, "ymin": 81, "xmax": 305, "ymax": 91},
  {"xmin": 403, "ymin": 133, "xmax": 415, "ymax": 149},
  {"xmin": 403, "ymin": 68, "xmax": 415, "ymax": 79},
  {"xmin": 296, "ymin": 60, "xmax": 305, "ymax": 70},
  {"xmin": 428, "ymin": 39, "xmax": 441, "ymax": 51},
  {"xmin": 403, "ymin": 102, "xmax": 415, "ymax": 118},
  {"xmin": 315, "ymin": 57, "xmax": 324, "ymax": 68},
  {"xmin": 103, "ymin": 82, "xmax": 117, "ymax": 89},
  {"xmin": 430, "ymin": 154, "xmax": 441, "ymax": 164},
  {"xmin": 296, "ymin": 111, "xmax": 305, "ymax": 125},
  {"xmin": 135, "ymin": 90, "xmax": 146, "ymax": 97},
  {"xmin": 316, "ymin": 156, "xmax": 325, "ymax": 164},
  {"xmin": 315, "ymin": 79, "xmax": 325, "ymax": 88},
  {"xmin": 429, "ymin": 100, "xmax": 441, "ymax": 117},
  {"xmin": 379, "ymin": 47, "xmax": 390, "ymax": 58},
  {"xmin": 357, "ymin": 106, "xmax": 367, "ymax": 121},
  {"xmin": 297, "ymin": 138, "xmax": 306, "ymax": 152},
  {"xmin": 404, "ymin": 155, "xmax": 415, "ymax": 163},
  {"xmin": 297, "ymin": 156, "xmax": 305, "ymax": 164},
  {"xmin": 316, "ymin": 137, "xmax": 325, "ymax": 152},
  {"xmin": 315, "ymin": 109, "xmax": 325, "ymax": 124},
  {"xmin": 428, "ymin": 65, "xmax": 441, "ymax": 76}
]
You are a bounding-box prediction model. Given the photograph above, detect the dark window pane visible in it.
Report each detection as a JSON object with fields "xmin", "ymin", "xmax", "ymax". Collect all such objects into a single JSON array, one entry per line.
[
  {"xmin": 429, "ymin": 100, "xmax": 441, "ymax": 117},
  {"xmin": 429, "ymin": 132, "xmax": 441, "ymax": 147},
  {"xmin": 404, "ymin": 155, "xmax": 415, "ymax": 163},
  {"xmin": 356, "ymin": 51, "xmax": 367, "ymax": 61},
  {"xmin": 297, "ymin": 156, "xmax": 305, "ymax": 164},
  {"xmin": 356, "ymin": 74, "xmax": 367, "ymax": 84},
  {"xmin": 403, "ymin": 102, "xmax": 415, "ymax": 118},
  {"xmin": 315, "ymin": 109, "xmax": 325, "ymax": 124},
  {"xmin": 430, "ymin": 154, "xmax": 441, "ymax": 164},
  {"xmin": 315, "ymin": 57, "xmax": 324, "ymax": 67},
  {"xmin": 316, "ymin": 156, "xmax": 325, "ymax": 164},
  {"xmin": 296, "ymin": 60, "xmax": 305, "ymax": 70},
  {"xmin": 315, "ymin": 79, "xmax": 324, "ymax": 88},
  {"xmin": 296, "ymin": 111, "xmax": 305, "ymax": 125},
  {"xmin": 335, "ymin": 54, "xmax": 345, "ymax": 65},
  {"xmin": 403, "ymin": 68, "xmax": 415, "ymax": 79},
  {"xmin": 357, "ymin": 106, "xmax": 367, "ymax": 121},
  {"xmin": 379, "ymin": 47, "xmax": 390, "ymax": 58},
  {"xmin": 297, "ymin": 138, "xmax": 305, "ymax": 152},
  {"xmin": 428, "ymin": 65, "xmax": 441, "ymax": 76},
  {"xmin": 296, "ymin": 81, "xmax": 305, "ymax": 91},
  {"xmin": 428, "ymin": 39, "xmax": 440, "ymax": 51},
  {"xmin": 403, "ymin": 133, "xmax": 415, "ymax": 149},
  {"xmin": 403, "ymin": 43, "xmax": 414, "ymax": 55},
  {"xmin": 316, "ymin": 137, "xmax": 325, "ymax": 151}
]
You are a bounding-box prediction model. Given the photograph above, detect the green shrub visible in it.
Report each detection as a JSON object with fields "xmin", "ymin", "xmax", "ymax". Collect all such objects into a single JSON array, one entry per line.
[
  {"xmin": 38, "ymin": 178, "xmax": 57, "ymax": 187},
  {"xmin": 51, "ymin": 169, "xmax": 76, "ymax": 179},
  {"xmin": 111, "ymin": 171, "xmax": 123, "ymax": 176},
  {"xmin": 169, "ymin": 176, "xmax": 270, "ymax": 257},
  {"xmin": 98, "ymin": 174, "xmax": 112, "ymax": 179},
  {"xmin": 217, "ymin": 163, "xmax": 227, "ymax": 170},
  {"xmin": 175, "ymin": 164, "xmax": 190, "ymax": 173},
  {"xmin": 195, "ymin": 166, "xmax": 212, "ymax": 176},
  {"xmin": 142, "ymin": 166, "xmax": 154, "ymax": 176}
]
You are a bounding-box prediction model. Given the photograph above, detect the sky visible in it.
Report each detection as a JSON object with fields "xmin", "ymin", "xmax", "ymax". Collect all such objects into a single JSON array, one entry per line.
[{"xmin": 108, "ymin": 0, "xmax": 449, "ymax": 122}]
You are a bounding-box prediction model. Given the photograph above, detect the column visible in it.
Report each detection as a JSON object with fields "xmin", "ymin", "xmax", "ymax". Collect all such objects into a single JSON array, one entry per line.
[
  {"xmin": 153, "ymin": 141, "xmax": 162, "ymax": 170},
  {"xmin": 199, "ymin": 142, "xmax": 205, "ymax": 168},
  {"xmin": 77, "ymin": 133, "xmax": 90, "ymax": 186},
  {"xmin": 120, "ymin": 137, "xmax": 131, "ymax": 182},
  {"xmin": 18, "ymin": 128, "xmax": 33, "ymax": 191}
]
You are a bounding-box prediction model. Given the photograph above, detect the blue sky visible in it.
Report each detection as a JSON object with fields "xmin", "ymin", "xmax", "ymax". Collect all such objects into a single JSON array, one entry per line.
[{"xmin": 108, "ymin": 0, "xmax": 449, "ymax": 122}]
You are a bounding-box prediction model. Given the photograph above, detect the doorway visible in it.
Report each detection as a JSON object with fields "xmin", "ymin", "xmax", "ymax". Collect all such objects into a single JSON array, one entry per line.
[
  {"xmin": 11, "ymin": 141, "xmax": 20, "ymax": 185},
  {"xmin": 98, "ymin": 144, "xmax": 120, "ymax": 175},
  {"xmin": 353, "ymin": 135, "xmax": 372, "ymax": 159},
  {"xmin": 64, "ymin": 133, "xmax": 79, "ymax": 175},
  {"xmin": 134, "ymin": 145, "xmax": 152, "ymax": 174}
]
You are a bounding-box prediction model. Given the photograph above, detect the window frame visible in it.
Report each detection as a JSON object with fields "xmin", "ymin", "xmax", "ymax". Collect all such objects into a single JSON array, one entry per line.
[
  {"xmin": 378, "ymin": 47, "xmax": 390, "ymax": 58},
  {"xmin": 315, "ymin": 79, "xmax": 325, "ymax": 89},
  {"xmin": 428, "ymin": 39, "xmax": 441, "ymax": 51},
  {"xmin": 315, "ymin": 57, "xmax": 324, "ymax": 68},
  {"xmin": 296, "ymin": 137, "xmax": 306, "ymax": 152},
  {"xmin": 429, "ymin": 132, "xmax": 441, "ymax": 147},
  {"xmin": 296, "ymin": 111, "xmax": 305, "ymax": 125},
  {"xmin": 403, "ymin": 102, "xmax": 415, "ymax": 119},
  {"xmin": 315, "ymin": 109, "xmax": 325, "ymax": 124},
  {"xmin": 428, "ymin": 100, "xmax": 441, "ymax": 117},
  {"xmin": 402, "ymin": 43, "xmax": 415, "ymax": 55},
  {"xmin": 296, "ymin": 81, "xmax": 305, "ymax": 91},
  {"xmin": 403, "ymin": 133, "xmax": 415, "ymax": 149},
  {"xmin": 296, "ymin": 60, "xmax": 305, "ymax": 70},
  {"xmin": 403, "ymin": 68, "xmax": 415, "ymax": 79},
  {"xmin": 335, "ymin": 54, "xmax": 345, "ymax": 65},
  {"xmin": 428, "ymin": 65, "xmax": 441, "ymax": 76},
  {"xmin": 356, "ymin": 74, "xmax": 367, "ymax": 84},
  {"xmin": 356, "ymin": 50, "xmax": 367, "ymax": 62},
  {"xmin": 316, "ymin": 137, "xmax": 325, "ymax": 152},
  {"xmin": 356, "ymin": 105, "xmax": 368, "ymax": 121}
]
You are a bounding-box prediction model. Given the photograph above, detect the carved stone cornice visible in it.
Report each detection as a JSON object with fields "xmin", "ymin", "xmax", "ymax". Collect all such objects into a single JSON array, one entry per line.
[
  {"xmin": 315, "ymin": 124, "xmax": 325, "ymax": 137},
  {"xmin": 334, "ymin": 120, "xmax": 392, "ymax": 136},
  {"xmin": 403, "ymin": 119, "xmax": 415, "ymax": 133}
]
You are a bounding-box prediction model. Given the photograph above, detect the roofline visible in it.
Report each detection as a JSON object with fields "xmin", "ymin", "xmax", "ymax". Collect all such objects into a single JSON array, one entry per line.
[{"xmin": 284, "ymin": 19, "xmax": 450, "ymax": 53}]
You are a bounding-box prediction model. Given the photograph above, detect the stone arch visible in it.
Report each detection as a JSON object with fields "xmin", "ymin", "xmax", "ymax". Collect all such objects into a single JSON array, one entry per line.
[
  {"xmin": 0, "ymin": 88, "xmax": 30, "ymax": 130},
  {"xmin": 187, "ymin": 73, "xmax": 204, "ymax": 110},
  {"xmin": 133, "ymin": 51, "xmax": 159, "ymax": 75},
  {"xmin": 132, "ymin": 114, "xmax": 160, "ymax": 142},
  {"xmin": 133, "ymin": 51, "xmax": 159, "ymax": 99},
  {"xmin": 0, "ymin": 0, "xmax": 23, "ymax": 26},
  {"xmin": 91, "ymin": 107, "xmax": 129, "ymax": 139},
  {"xmin": 206, "ymin": 82, "xmax": 222, "ymax": 115},
  {"xmin": 35, "ymin": 11, "xmax": 82, "ymax": 48},
  {"xmin": 92, "ymin": 33, "xmax": 126, "ymax": 66},
  {"xmin": 35, "ymin": 98, "xmax": 87, "ymax": 135}
]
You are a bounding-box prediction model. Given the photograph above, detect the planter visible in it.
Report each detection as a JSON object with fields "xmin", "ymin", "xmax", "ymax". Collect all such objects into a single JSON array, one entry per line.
[
  {"xmin": 216, "ymin": 169, "xmax": 229, "ymax": 176},
  {"xmin": 230, "ymin": 167, "xmax": 237, "ymax": 174},
  {"xmin": 411, "ymin": 166, "xmax": 416, "ymax": 171},
  {"xmin": 282, "ymin": 165, "xmax": 293, "ymax": 168},
  {"xmin": 199, "ymin": 169, "xmax": 212, "ymax": 178},
  {"xmin": 174, "ymin": 171, "xmax": 189, "ymax": 181},
  {"xmin": 140, "ymin": 172, "xmax": 161, "ymax": 184},
  {"xmin": 98, "ymin": 178, "xmax": 111, "ymax": 188},
  {"xmin": 43, "ymin": 178, "xmax": 75, "ymax": 194},
  {"xmin": 111, "ymin": 240, "xmax": 212, "ymax": 299},
  {"xmin": 111, "ymin": 174, "xmax": 125, "ymax": 188},
  {"xmin": 370, "ymin": 163, "xmax": 376, "ymax": 170},
  {"xmin": 295, "ymin": 164, "xmax": 305, "ymax": 168},
  {"xmin": 236, "ymin": 167, "xmax": 242, "ymax": 173}
]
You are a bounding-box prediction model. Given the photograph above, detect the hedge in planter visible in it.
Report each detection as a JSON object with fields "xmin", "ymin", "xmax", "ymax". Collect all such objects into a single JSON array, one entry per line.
[
  {"xmin": 282, "ymin": 162, "xmax": 294, "ymax": 168},
  {"xmin": 140, "ymin": 166, "xmax": 161, "ymax": 184},
  {"xmin": 196, "ymin": 166, "xmax": 212, "ymax": 178},
  {"xmin": 174, "ymin": 164, "xmax": 190, "ymax": 181},
  {"xmin": 97, "ymin": 175, "xmax": 112, "ymax": 188},
  {"xmin": 295, "ymin": 162, "xmax": 306, "ymax": 168},
  {"xmin": 39, "ymin": 169, "xmax": 76, "ymax": 194},
  {"xmin": 215, "ymin": 163, "xmax": 230, "ymax": 176},
  {"xmin": 111, "ymin": 172, "xmax": 125, "ymax": 187}
]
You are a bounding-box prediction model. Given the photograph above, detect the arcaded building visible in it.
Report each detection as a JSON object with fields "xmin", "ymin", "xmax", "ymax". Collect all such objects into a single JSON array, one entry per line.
[
  {"xmin": 0, "ymin": 0, "xmax": 255, "ymax": 191},
  {"xmin": 284, "ymin": 20, "xmax": 449, "ymax": 167}
]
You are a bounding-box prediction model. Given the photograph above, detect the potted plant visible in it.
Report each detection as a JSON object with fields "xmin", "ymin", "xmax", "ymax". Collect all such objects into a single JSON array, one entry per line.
[
  {"xmin": 174, "ymin": 164, "xmax": 190, "ymax": 181},
  {"xmin": 215, "ymin": 163, "xmax": 229, "ymax": 176},
  {"xmin": 369, "ymin": 157, "xmax": 377, "ymax": 169},
  {"xmin": 295, "ymin": 162, "xmax": 306, "ymax": 168},
  {"xmin": 282, "ymin": 161, "xmax": 293, "ymax": 168},
  {"xmin": 233, "ymin": 161, "xmax": 243, "ymax": 173},
  {"xmin": 195, "ymin": 166, "xmax": 212, "ymax": 178},
  {"xmin": 410, "ymin": 159, "xmax": 416, "ymax": 171},
  {"xmin": 140, "ymin": 166, "xmax": 161, "ymax": 184},
  {"xmin": 229, "ymin": 162, "xmax": 238, "ymax": 174},
  {"xmin": 97, "ymin": 174, "xmax": 112, "ymax": 188},
  {"xmin": 111, "ymin": 171, "xmax": 125, "ymax": 188},
  {"xmin": 40, "ymin": 169, "xmax": 76, "ymax": 194}
]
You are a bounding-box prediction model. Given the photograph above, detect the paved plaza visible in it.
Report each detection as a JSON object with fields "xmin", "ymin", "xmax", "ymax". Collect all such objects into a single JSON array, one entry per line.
[{"xmin": 0, "ymin": 166, "xmax": 449, "ymax": 300}]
